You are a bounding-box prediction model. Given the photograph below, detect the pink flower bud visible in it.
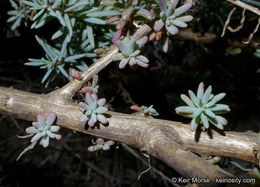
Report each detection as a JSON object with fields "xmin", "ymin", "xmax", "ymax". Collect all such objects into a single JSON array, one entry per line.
[
  {"xmin": 149, "ymin": 32, "xmax": 156, "ymax": 41},
  {"xmin": 130, "ymin": 105, "xmax": 140, "ymax": 111},
  {"xmin": 70, "ymin": 68, "xmax": 80, "ymax": 79},
  {"xmin": 96, "ymin": 138, "xmax": 105, "ymax": 145},
  {"xmin": 156, "ymin": 32, "xmax": 162, "ymax": 41}
]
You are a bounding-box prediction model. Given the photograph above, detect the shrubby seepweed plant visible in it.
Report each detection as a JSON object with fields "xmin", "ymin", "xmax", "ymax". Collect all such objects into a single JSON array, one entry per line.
[
  {"xmin": 175, "ymin": 82, "xmax": 230, "ymax": 131},
  {"xmin": 17, "ymin": 113, "xmax": 61, "ymax": 160},
  {"xmin": 8, "ymin": 0, "xmax": 231, "ymax": 161}
]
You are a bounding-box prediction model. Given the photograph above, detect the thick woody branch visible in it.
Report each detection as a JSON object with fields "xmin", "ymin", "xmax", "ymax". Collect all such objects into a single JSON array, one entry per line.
[{"xmin": 0, "ymin": 86, "xmax": 236, "ymax": 181}]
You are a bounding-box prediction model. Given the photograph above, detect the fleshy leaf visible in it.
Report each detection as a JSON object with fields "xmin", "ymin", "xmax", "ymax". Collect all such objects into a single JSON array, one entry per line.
[
  {"xmin": 201, "ymin": 113, "xmax": 209, "ymax": 129},
  {"xmin": 202, "ymin": 85, "xmax": 212, "ymax": 105},
  {"xmin": 188, "ymin": 90, "xmax": 199, "ymax": 107},
  {"xmin": 181, "ymin": 94, "xmax": 195, "ymax": 107},
  {"xmin": 46, "ymin": 113, "xmax": 56, "ymax": 126},
  {"xmin": 205, "ymin": 93, "xmax": 226, "ymax": 108}
]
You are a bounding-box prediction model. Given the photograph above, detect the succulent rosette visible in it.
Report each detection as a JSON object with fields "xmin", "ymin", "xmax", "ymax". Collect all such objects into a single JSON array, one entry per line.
[
  {"xmin": 175, "ymin": 82, "xmax": 230, "ymax": 131},
  {"xmin": 113, "ymin": 36, "xmax": 149, "ymax": 69},
  {"xmin": 17, "ymin": 113, "xmax": 62, "ymax": 160},
  {"xmin": 152, "ymin": 0, "xmax": 193, "ymax": 52},
  {"xmin": 80, "ymin": 93, "xmax": 108, "ymax": 127},
  {"xmin": 25, "ymin": 113, "xmax": 61, "ymax": 147}
]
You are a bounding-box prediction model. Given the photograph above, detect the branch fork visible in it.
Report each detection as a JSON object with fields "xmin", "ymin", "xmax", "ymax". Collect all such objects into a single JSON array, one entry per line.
[{"xmin": 0, "ymin": 24, "xmax": 258, "ymax": 182}]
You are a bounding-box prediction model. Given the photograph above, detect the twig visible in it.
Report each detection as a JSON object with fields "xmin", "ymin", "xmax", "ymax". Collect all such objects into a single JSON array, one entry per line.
[
  {"xmin": 230, "ymin": 161, "xmax": 252, "ymax": 171},
  {"xmin": 85, "ymin": 161, "xmax": 117, "ymax": 181},
  {"xmin": 122, "ymin": 143, "xmax": 179, "ymax": 187},
  {"xmin": 228, "ymin": 9, "xmax": 246, "ymax": 32},
  {"xmin": 221, "ymin": 7, "xmax": 237, "ymax": 37},
  {"xmin": 243, "ymin": 17, "xmax": 260, "ymax": 44},
  {"xmin": 178, "ymin": 29, "xmax": 217, "ymax": 43},
  {"xmin": 9, "ymin": 116, "xmax": 23, "ymax": 132}
]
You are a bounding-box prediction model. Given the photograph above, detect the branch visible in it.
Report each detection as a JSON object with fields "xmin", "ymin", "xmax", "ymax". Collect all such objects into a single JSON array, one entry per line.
[
  {"xmin": 54, "ymin": 24, "xmax": 152, "ymax": 100},
  {"xmin": 227, "ymin": 0, "xmax": 260, "ymax": 16},
  {"xmin": 0, "ymin": 86, "xmax": 235, "ymax": 180},
  {"xmin": 178, "ymin": 29, "xmax": 217, "ymax": 43},
  {"xmin": 2, "ymin": 22, "xmax": 258, "ymax": 182},
  {"xmin": 51, "ymin": 25, "xmax": 218, "ymax": 102}
]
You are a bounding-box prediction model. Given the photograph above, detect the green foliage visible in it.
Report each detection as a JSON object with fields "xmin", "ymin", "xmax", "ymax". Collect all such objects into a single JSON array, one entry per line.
[
  {"xmin": 25, "ymin": 36, "xmax": 86, "ymax": 86},
  {"xmin": 7, "ymin": 0, "xmax": 195, "ymax": 86},
  {"xmin": 7, "ymin": 0, "xmax": 28, "ymax": 30},
  {"xmin": 175, "ymin": 82, "xmax": 230, "ymax": 131},
  {"xmin": 8, "ymin": 0, "xmax": 119, "ymax": 86}
]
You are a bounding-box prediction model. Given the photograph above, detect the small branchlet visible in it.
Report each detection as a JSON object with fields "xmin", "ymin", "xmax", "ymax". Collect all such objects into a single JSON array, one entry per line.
[{"xmin": 88, "ymin": 138, "xmax": 115, "ymax": 152}]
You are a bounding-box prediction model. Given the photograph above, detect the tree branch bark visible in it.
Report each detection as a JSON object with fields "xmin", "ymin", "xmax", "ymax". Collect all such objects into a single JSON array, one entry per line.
[
  {"xmin": 227, "ymin": 0, "xmax": 260, "ymax": 16},
  {"xmin": 0, "ymin": 86, "xmax": 237, "ymax": 181},
  {"xmin": 1, "ymin": 22, "xmax": 258, "ymax": 184},
  {"xmin": 54, "ymin": 24, "xmax": 152, "ymax": 100}
]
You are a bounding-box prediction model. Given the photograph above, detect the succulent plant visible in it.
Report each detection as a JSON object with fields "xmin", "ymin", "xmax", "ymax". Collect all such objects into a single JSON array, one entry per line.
[
  {"xmin": 130, "ymin": 105, "xmax": 159, "ymax": 116},
  {"xmin": 79, "ymin": 93, "xmax": 108, "ymax": 127},
  {"xmin": 151, "ymin": 0, "xmax": 193, "ymax": 52},
  {"xmin": 113, "ymin": 35, "xmax": 149, "ymax": 69},
  {"xmin": 175, "ymin": 82, "xmax": 230, "ymax": 131},
  {"xmin": 80, "ymin": 74, "xmax": 99, "ymax": 94},
  {"xmin": 88, "ymin": 138, "xmax": 115, "ymax": 152},
  {"xmin": 25, "ymin": 113, "xmax": 62, "ymax": 147},
  {"xmin": 17, "ymin": 113, "xmax": 61, "ymax": 160}
]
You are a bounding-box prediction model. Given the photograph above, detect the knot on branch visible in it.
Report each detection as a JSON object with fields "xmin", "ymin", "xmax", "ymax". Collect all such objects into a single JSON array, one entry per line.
[{"xmin": 141, "ymin": 124, "xmax": 181, "ymax": 154}]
